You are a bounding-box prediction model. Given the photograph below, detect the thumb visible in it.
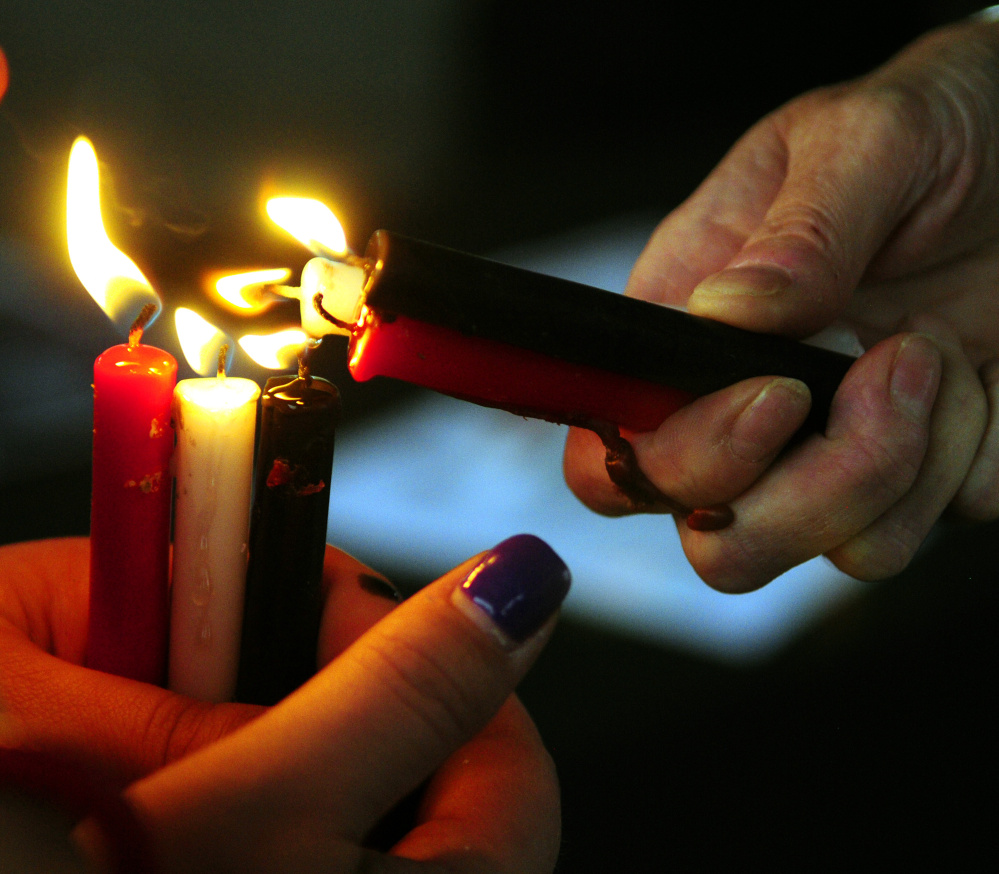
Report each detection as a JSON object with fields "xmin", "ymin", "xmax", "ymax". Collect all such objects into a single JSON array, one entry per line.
[
  {"xmin": 126, "ymin": 534, "xmax": 570, "ymax": 869},
  {"xmin": 687, "ymin": 89, "xmax": 926, "ymax": 338}
]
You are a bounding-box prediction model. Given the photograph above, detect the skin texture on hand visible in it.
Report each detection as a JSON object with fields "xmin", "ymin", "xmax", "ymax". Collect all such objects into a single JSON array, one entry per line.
[
  {"xmin": 564, "ymin": 16, "xmax": 999, "ymax": 591},
  {"xmin": 0, "ymin": 537, "xmax": 564, "ymax": 873}
]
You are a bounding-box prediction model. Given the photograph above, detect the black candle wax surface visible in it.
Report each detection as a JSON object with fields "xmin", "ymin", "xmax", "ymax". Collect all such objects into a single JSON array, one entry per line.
[
  {"xmin": 236, "ymin": 374, "xmax": 340, "ymax": 705},
  {"xmin": 361, "ymin": 231, "xmax": 855, "ymax": 435}
]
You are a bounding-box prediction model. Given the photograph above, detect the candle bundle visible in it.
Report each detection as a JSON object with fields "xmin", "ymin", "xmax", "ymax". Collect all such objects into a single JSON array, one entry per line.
[{"xmin": 68, "ymin": 139, "xmax": 339, "ymax": 703}]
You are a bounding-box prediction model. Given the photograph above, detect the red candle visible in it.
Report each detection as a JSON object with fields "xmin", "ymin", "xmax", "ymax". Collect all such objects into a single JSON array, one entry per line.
[{"xmin": 87, "ymin": 321, "xmax": 177, "ymax": 684}]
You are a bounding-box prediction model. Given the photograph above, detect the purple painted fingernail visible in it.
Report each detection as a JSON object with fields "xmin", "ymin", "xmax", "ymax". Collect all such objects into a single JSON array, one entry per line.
[{"xmin": 457, "ymin": 534, "xmax": 571, "ymax": 645}]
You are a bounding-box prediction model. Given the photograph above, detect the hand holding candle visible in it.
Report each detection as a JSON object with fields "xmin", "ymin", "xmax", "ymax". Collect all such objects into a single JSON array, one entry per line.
[{"xmin": 1, "ymin": 536, "xmax": 564, "ymax": 872}]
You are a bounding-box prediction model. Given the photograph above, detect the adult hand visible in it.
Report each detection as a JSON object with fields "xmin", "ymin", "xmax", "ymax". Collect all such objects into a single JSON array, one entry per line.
[
  {"xmin": 565, "ymin": 15, "xmax": 999, "ymax": 592},
  {"xmin": 0, "ymin": 535, "xmax": 569, "ymax": 873}
]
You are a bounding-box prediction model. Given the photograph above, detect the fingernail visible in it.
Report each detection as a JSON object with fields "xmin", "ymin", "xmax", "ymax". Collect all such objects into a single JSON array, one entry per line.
[
  {"xmin": 890, "ymin": 334, "xmax": 941, "ymax": 422},
  {"xmin": 453, "ymin": 534, "xmax": 571, "ymax": 647},
  {"xmin": 729, "ymin": 378, "xmax": 812, "ymax": 463},
  {"xmin": 359, "ymin": 573, "xmax": 404, "ymax": 603},
  {"xmin": 691, "ymin": 265, "xmax": 792, "ymax": 300}
]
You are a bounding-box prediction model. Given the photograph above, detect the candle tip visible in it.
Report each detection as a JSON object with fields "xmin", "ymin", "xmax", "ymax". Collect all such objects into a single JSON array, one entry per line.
[
  {"xmin": 128, "ymin": 303, "xmax": 158, "ymax": 347},
  {"xmin": 218, "ymin": 344, "xmax": 229, "ymax": 379}
]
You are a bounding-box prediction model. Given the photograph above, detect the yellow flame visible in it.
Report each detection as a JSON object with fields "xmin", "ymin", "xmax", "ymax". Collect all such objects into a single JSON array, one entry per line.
[
  {"xmin": 214, "ymin": 267, "xmax": 291, "ymax": 311},
  {"xmin": 238, "ymin": 328, "xmax": 307, "ymax": 370},
  {"xmin": 175, "ymin": 308, "xmax": 230, "ymax": 375},
  {"xmin": 67, "ymin": 136, "xmax": 160, "ymax": 326},
  {"xmin": 266, "ymin": 197, "xmax": 347, "ymax": 256}
]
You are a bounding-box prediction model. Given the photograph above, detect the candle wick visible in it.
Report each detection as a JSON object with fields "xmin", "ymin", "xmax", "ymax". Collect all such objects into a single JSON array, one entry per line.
[
  {"xmin": 217, "ymin": 344, "xmax": 229, "ymax": 380},
  {"xmin": 313, "ymin": 293, "xmax": 354, "ymax": 332},
  {"xmin": 128, "ymin": 303, "xmax": 158, "ymax": 348},
  {"xmin": 297, "ymin": 347, "xmax": 313, "ymax": 388}
]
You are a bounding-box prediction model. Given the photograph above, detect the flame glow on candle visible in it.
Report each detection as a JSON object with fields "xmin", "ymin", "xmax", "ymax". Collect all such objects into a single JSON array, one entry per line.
[
  {"xmin": 67, "ymin": 136, "xmax": 161, "ymax": 330},
  {"xmin": 175, "ymin": 308, "xmax": 233, "ymax": 376},
  {"xmin": 266, "ymin": 197, "xmax": 348, "ymax": 259},
  {"xmin": 215, "ymin": 268, "xmax": 291, "ymax": 312},
  {"xmin": 238, "ymin": 329, "xmax": 309, "ymax": 370}
]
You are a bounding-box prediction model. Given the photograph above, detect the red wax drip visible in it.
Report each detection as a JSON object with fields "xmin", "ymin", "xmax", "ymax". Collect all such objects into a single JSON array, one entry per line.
[{"xmin": 87, "ymin": 342, "xmax": 177, "ymax": 684}]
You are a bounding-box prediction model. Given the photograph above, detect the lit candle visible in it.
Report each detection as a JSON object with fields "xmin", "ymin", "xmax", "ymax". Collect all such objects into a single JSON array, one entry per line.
[
  {"xmin": 169, "ymin": 309, "xmax": 260, "ymax": 702},
  {"xmin": 298, "ymin": 233, "xmax": 854, "ymax": 435},
  {"xmin": 265, "ymin": 201, "xmax": 853, "ymax": 436},
  {"xmin": 234, "ymin": 335, "xmax": 340, "ymax": 705},
  {"xmin": 67, "ymin": 136, "xmax": 176, "ymax": 684}
]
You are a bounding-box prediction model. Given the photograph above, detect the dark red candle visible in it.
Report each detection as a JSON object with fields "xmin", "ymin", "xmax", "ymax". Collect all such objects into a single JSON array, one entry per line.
[
  {"xmin": 87, "ymin": 329, "xmax": 176, "ymax": 685},
  {"xmin": 305, "ymin": 231, "xmax": 854, "ymax": 436}
]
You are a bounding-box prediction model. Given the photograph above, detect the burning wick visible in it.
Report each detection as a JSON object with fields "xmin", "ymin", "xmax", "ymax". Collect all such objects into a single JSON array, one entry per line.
[
  {"xmin": 218, "ymin": 343, "xmax": 229, "ymax": 379},
  {"xmin": 128, "ymin": 303, "xmax": 158, "ymax": 349}
]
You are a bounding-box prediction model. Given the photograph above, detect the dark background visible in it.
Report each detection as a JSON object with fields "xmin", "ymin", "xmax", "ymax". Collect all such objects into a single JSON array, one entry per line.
[{"xmin": 1, "ymin": 1, "xmax": 995, "ymax": 867}]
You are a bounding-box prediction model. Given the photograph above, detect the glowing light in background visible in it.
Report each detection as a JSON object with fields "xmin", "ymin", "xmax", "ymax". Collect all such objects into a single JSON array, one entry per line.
[
  {"xmin": 66, "ymin": 136, "xmax": 161, "ymax": 329},
  {"xmin": 266, "ymin": 197, "xmax": 348, "ymax": 257},
  {"xmin": 238, "ymin": 328, "xmax": 308, "ymax": 370}
]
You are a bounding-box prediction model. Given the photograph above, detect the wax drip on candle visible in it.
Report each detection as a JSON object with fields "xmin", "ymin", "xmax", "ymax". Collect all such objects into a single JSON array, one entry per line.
[
  {"xmin": 581, "ymin": 418, "xmax": 734, "ymax": 532},
  {"xmin": 128, "ymin": 303, "xmax": 157, "ymax": 349}
]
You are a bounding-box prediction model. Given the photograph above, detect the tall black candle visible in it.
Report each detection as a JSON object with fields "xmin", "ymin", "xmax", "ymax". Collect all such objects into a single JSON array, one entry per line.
[
  {"xmin": 294, "ymin": 231, "xmax": 855, "ymax": 436},
  {"xmin": 236, "ymin": 371, "xmax": 340, "ymax": 705}
]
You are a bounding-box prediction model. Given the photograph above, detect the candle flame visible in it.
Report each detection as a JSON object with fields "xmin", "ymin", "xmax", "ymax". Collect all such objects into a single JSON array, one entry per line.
[
  {"xmin": 175, "ymin": 308, "xmax": 231, "ymax": 376},
  {"xmin": 67, "ymin": 136, "xmax": 161, "ymax": 331},
  {"xmin": 238, "ymin": 328, "xmax": 308, "ymax": 370},
  {"xmin": 215, "ymin": 268, "xmax": 291, "ymax": 311},
  {"xmin": 266, "ymin": 197, "xmax": 348, "ymax": 258}
]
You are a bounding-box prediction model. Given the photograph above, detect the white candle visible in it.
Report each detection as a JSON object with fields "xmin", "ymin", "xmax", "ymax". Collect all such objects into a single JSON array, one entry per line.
[{"xmin": 169, "ymin": 374, "xmax": 260, "ymax": 701}]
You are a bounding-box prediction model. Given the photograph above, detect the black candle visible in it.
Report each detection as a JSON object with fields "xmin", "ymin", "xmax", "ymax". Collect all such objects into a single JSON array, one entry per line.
[
  {"xmin": 303, "ymin": 231, "xmax": 855, "ymax": 436},
  {"xmin": 235, "ymin": 371, "xmax": 340, "ymax": 705}
]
